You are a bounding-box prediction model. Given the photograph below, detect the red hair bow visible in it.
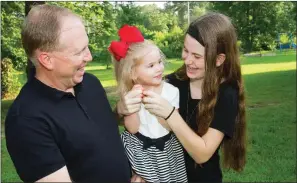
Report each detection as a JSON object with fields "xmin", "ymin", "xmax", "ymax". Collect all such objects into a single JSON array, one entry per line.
[{"xmin": 108, "ymin": 25, "xmax": 144, "ymax": 61}]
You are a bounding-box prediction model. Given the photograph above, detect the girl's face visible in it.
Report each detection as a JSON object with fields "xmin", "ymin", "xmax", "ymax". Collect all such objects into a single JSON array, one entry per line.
[
  {"xmin": 134, "ymin": 48, "xmax": 164, "ymax": 87},
  {"xmin": 182, "ymin": 34, "xmax": 205, "ymax": 80}
]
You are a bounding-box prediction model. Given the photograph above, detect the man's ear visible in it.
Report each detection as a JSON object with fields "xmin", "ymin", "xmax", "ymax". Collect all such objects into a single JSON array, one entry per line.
[
  {"xmin": 36, "ymin": 50, "xmax": 54, "ymax": 70},
  {"xmin": 216, "ymin": 53, "xmax": 226, "ymax": 67}
]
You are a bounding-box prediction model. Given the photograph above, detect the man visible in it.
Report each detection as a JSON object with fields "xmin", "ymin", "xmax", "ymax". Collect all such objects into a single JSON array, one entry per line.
[{"xmin": 5, "ymin": 4, "xmax": 131, "ymax": 182}]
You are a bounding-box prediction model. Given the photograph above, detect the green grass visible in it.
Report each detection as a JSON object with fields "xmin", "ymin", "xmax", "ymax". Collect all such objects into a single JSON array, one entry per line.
[
  {"xmin": 241, "ymin": 51, "xmax": 296, "ymax": 65},
  {"xmin": 223, "ymin": 69, "xmax": 296, "ymax": 182},
  {"xmin": 1, "ymin": 52, "xmax": 296, "ymax": 182}
]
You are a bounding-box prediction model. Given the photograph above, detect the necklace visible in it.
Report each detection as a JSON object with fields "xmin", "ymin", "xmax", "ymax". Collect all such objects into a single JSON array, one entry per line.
[
  {"xmin": 186, "ymin": 83, "xmax": 199, "ymax": 124},
  {"xmin": 186, "ymin": 82, "xmax": 203, "ymax": 169}
]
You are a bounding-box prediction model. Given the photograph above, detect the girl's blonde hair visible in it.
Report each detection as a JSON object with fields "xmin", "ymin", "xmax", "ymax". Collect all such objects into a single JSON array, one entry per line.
[{"xmin": 112, "ymin": 40, "xmax": 166, "ymax": 97}]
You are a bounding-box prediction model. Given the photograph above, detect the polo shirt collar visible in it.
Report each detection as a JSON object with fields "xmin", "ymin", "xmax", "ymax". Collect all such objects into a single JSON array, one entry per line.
[{"xmin": 31, "ymin": 76, "xmax": 83, "ymax": 101}]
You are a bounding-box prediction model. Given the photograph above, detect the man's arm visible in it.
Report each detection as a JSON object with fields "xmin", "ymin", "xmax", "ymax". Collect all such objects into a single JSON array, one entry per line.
[
  {"xmin": 113, "ymin": 105, "xmax": 124, "ymax": 126},
  {"xmin": 5, "ymin": 115, "xmax": 67, "ymax": 182}
]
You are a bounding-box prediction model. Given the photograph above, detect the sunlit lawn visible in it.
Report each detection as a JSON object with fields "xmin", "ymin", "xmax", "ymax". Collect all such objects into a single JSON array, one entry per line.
[{"xmin": 1, "ymin": 51, "xmax": 296, "ymax": 182}]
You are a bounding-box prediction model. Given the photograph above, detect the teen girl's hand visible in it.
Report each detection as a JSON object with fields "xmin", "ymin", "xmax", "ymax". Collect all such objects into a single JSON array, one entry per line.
[{"xmin": 142, "ymin": 90, "xmax": 174, "ymax": 119}]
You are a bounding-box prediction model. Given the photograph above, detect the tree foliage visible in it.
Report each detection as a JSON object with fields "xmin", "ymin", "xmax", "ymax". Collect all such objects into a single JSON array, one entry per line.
[
  {"xmin": 209, "ymin": 1, "xmax": 296, "ymax": 52},
  {"xmin": 1, "ymin": 1, "xmax": 295, "ymax": 71},
  {"xmin": 1, "ymin": 58, "xmax": 21, "ymax": 99},
  {"xmin": 1, "ymin": 2, "xmax": 26, "ymax": 70}
]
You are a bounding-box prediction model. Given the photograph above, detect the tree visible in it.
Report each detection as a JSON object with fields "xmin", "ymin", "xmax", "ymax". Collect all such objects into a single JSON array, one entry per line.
[
  {"xmin": 49, "ymin": 2, "xmax": 116, "ymax": 68},
  {"xmin": 190, "ymin": 2, "xmax": 210, "ymax": 22},
  {"xmin": 140, "ymin": 4, "xmax": 172, "ymax": 33},
  {"xmin": 1, "ymin": 58, "xmax": 21, "ymax": 99},
  {"xmin": 164, "ymin": 2, "xmax": 207, "ymax": 29},
  {"xmin": 164, "ymin": 2, "xmax": 188, "ymax": 29},
  {"xmin": 1, "ymin": 2, "xmax": 26, "ymax": 70},
  {"xmin": 91, "ymin": 1, "xmax": 117, "ymax": 69},
  {"xmin": 275, "ymin": 2, "xmax": 296, "ymax": 34},
  {"xmin": 209, "ymin": 1, "xmax": 292, "ymax": 52},
  {"xmin": 116, "ymin": 2, "xmax": 145, "ymax": 28}
]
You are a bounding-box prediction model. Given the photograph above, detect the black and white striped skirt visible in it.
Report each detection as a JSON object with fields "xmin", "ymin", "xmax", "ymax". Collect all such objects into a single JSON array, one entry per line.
[{"xmin": 121, "ymin": 130, "xmax": 188, "ymax": 183}]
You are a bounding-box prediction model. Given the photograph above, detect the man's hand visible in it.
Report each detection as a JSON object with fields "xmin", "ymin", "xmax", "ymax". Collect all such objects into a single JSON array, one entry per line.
[
  {"xmin": 37, "ymin": 166, "xmax": 72, "ymax": 182},
  {"xmin": 131, "ymin": 173, "xmax": 145, "ymax": 183},
  {"xmin": 117, "ymin": 85, "xmax": 143, "ymax": 116}
]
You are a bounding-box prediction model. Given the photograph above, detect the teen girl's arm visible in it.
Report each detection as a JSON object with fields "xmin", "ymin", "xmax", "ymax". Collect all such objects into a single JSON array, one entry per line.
[
  {"xmin": 154, "ymin": 85, "xmax": 180, "ymax": 132},
  {"xmin": 143, "ymin": 90, "xmax": 232, "ymax": 164},
  {"xmin": 157, "ymin": 117, "xmax": 172, "ymax": 131}
]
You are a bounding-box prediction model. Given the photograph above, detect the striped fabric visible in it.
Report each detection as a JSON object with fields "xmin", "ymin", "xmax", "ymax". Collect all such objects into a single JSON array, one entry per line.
[{"xmin": 121, "ymin": 130, "xmax": 188, "ymax": 183}]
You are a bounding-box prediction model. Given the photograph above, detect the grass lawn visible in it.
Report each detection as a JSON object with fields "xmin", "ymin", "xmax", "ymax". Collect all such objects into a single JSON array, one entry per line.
[{"xmin": 1, "ymin": 52, "xmax": 296, "ymax": 182}]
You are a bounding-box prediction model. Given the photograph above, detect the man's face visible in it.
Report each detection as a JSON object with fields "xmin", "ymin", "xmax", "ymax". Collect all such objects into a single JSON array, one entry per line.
[{"xmin": 50, "ymin": 16, "xmax": 92, "ymax": 89}]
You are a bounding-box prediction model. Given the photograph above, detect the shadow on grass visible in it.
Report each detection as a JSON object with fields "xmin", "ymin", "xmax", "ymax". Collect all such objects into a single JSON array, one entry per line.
[{"xmin": 244, "ymin": 69, "xmax": 296, "ymax": 105}]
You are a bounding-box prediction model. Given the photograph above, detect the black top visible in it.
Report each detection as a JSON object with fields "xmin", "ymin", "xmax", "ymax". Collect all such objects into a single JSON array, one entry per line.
[
  {"xmin": 166, "ymin": 73, "xmax": 239, "ymax": 182},
  {"xmin": 5, "ymin": 73, "xmax": 131, "ymax": 183}
]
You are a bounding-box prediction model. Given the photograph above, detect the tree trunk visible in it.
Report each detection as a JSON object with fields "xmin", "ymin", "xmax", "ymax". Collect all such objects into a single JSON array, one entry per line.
[
  {"xmin": 246, "ymin": 2, "xmax": 252, "ymax": 53},
  {"xmin": 244, "ymin": 2, "xmax": 251, "ymax": 53},
  {"xmin": 25, "ymin": 1, "xmax": 45, "ymax": 80}
]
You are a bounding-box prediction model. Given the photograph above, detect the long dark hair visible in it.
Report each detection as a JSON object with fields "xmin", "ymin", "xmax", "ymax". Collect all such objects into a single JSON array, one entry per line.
[{"xmin": 176, "ymin": 12, "xmax": 246, "ymax": 172}]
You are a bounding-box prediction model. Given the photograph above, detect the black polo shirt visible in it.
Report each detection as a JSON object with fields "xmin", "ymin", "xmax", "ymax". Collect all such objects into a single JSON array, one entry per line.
[{"xmin": 5, "ymin": 73, "xmax": 131, "ymax": 182}]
